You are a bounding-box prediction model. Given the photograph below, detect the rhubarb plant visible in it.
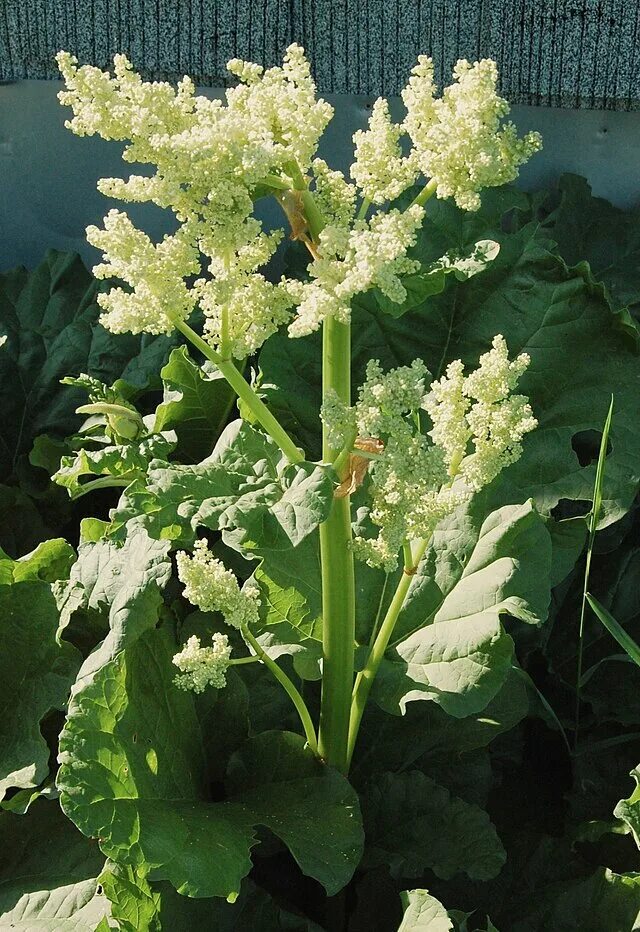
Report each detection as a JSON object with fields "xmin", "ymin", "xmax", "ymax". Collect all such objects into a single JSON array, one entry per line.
[{"xmin": 13, "ymin": 43, "xmax": 635, "ymax": 931}]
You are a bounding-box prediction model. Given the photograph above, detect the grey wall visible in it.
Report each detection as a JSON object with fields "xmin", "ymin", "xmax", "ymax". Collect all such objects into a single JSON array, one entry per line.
[{"xmin": 1, "ymin": 79, "xmax": 640, "ymax": 273}]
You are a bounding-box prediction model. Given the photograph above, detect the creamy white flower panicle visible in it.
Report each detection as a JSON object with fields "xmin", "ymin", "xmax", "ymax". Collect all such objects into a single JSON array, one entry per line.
[
  {"xmin": 424, "ymin": 334, "xmax": 537, "ymax": 490},
  {"xmin": 323, "ymin": 339, "xmax": 536, "ymax": 570},
  {"xmin": 226, "ymin": 43, "xmax": 333, "ymax": 174},
  {"xmin": 58, "ymin": 46, "xmax": 541, "ymax": 356},
  {"xmin": 173, "ymin": 633, "xmax": 232, "ymax": 693},
  {"xmin": 56, "ymin": 45, "xmax": 332, "ymax": 354},
  {"xmin": 194, "ymin": 226, "xmax": 294, "ymax": 357},
  {"xmin": 351, "ymin": 98, "xmax": 417, "ymax": 205},
  {"xmin": 352, "ymin": 428, "xmax": 462, "ymax": 571},
  {"xmin": 86, "ymin": 210, "xmax": 200, "ymax": 334},
  {"xmin": 288, "ymin": 205, "xmax": 424, "ymax": 336},
  {"xmin": 460, "ymin": 334, "xmax": 537, "ymax": 488},
  {"xmin": 423, "ymin": 359, "xmax": 471, "ymax": 477},
  {"xmin": 176, "ymin": 540, "xmax": 260, "ymax": 629},
  {"xmin": 311, "ymin": 159, "xmax": 357, "ymax": 227},
  {"xmin": 356, "ymin": 359, "xmax": 430, "ymax": 438},
  {"xmin": 400, "ymin": 56, "xmax": 439, "ymax": 157},
  {"xmin": 401, "ymin": 57, "xmax": 542, "ymax": 211}
]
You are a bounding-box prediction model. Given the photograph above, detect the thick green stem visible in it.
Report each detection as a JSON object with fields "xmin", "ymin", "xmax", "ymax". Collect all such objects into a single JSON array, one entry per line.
[
  {"xmin": 411, "ymin": 177, "xmax": 438, "ymax": 208},
  {"xmin": 357, "ymin": 197, "xmax": 371, "ymax": 221},
  {"xmin": 68, "ymin": 476, "xmax": 133, "ymax": 500},
  {"xmin": 242, "ymin": 626, "xmax": 318, "ymax": 754},
  {"xmin": 317, "ymin": 317, "xmax": 356, "ymax": 773},
  {"xmin": 173, "ymin": 318, "xmax": 303, "ymax": 464},
  {"xmin": 346, "ymin": 538, "xmax": 429, "ymax": 768}
]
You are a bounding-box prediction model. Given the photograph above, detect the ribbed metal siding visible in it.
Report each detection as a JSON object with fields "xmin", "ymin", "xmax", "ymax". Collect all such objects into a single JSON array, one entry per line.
[{"xmin": 1, "ymin": 0, "xmax": 639, "ymax": 110}]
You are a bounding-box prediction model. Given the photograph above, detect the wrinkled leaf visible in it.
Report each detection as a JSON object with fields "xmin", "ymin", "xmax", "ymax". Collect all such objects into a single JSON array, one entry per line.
[
  {"xmin": 0, "ymin": 582, "xmax": 81, "ymax": 798},
  {"xmin": 374, "ymin": 500, "xmax": 551, "ymax": 717},
  {"xmin": 398, "ymin": 889, "xmax": 453, "ymax": 931},
  {"xmin": 153, "ymin": 345, "xmax": 236, "ymax": 462},
  {"xmin": 57, "ymin": 628, "xmax": 363, "ymax": 900},
  {"xmin": 53, "ymin": 432, "xmax": 175, "ymax": 499},
  {"xmin": 542, "ymin": 173, "xmax": 640, "ymax": 312},
  {"xmin": 614, "ymin": 766, "xmax": 640, "ymax": 848},
  {"xmin": 0, "ymin": 537, "xmax": 75, "ymax": 585},
  {"xmin": 363, "ymin": 770, "xmax": 505, "ymax": 881},
  {"xmin": 0, "ymin": 799, "xmax": 109, "ymax": 929}
]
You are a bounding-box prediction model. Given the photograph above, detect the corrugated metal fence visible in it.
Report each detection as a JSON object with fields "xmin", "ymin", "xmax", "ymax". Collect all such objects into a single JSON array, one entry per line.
[{"xmin": 2, "ymin": 0, "xmax": 640, "ymax": 110}]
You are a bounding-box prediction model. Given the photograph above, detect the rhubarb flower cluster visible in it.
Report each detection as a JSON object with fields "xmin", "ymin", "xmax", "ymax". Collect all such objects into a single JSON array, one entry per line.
[
  {"xmin": 173, "ymin": 540, "xmax": 261, "ymax": 693},
  {"xmin": 173, "ymin": 633, "xmax": 232, "ymax": 693},
  {"xmin": 58, "ymin": 45, "xmax": 540, "ymax": 349},
  {"xmin": 401, "ymin": 57, "xmax": 543, "ymax": 211},
  {"xmin": 349, "ymin": 55, "xmax": 541, "ymax": 212},
  {"xmin": 351, "ymin": 98, "xmax": 418, "ymax": 205},
  {"xmin": 424, "ymin": 334, "xmax": 537, "ymax": 489},
  {"xmin": 56, "ymin": 45, "xmax": 332, "ymax": 354},
  {"xmin": 287, "ymin": 206, "xmax": 424, "ymax": 336},
  {"xmin": 176, "ymin": 539, "xmax": 260, "ymax": 629},
  {"xmin": 323, "ymin": 339, "xmax": 536, "ymax": 570}
]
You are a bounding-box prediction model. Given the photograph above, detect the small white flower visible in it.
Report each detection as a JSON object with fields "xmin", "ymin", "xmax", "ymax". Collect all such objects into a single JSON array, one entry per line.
[
  {"xmin": 173, "ymin": 633, "xmax": 232, "ymax": 693},
  {"xmin": 401, "ymin": 56, "xmax": 542, "ymax": 211},
  {"xmin": 176, "ymin": 540, "xmax": 260, "ymax": 629},
  {"xmin": 351, "ymin": 98, "xmax": 417, "ymax": 204}
]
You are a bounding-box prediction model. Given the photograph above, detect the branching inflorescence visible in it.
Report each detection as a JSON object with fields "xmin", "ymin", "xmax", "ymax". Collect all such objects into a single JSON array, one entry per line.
[{"xmin": 57, "ymin": 44, "xmax": 541, "ymax": 770}]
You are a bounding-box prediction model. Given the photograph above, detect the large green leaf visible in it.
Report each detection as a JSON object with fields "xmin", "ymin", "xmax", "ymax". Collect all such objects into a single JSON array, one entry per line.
[
  {"xmin": 352, "ymin": 666, "xmax": 528, "ymax": 780},
  {"xmin": 0, "ymin": 581, "xmax": 81, "ymax": 798},
  {"xmin": 53, "ymin": 432, "xmax": 176, "ymax": 499},
  {"xmin": 100, "ymin": 863, "xmax": 323, "ymax": 931},
  {"xmin": 512, "ymin": 868, "xmax": 640, "ymax": 932},
  {"xmin": 261, "ymin": 217, "xmax": 640, "ymax": 524},
  {"xmin": 541, "ymin": 174, "xmax": 640, "ymax": 313},
  {"xmin": 153, "ymin": 345, "xmax": 236, "ymax": 462},
  {"xmin": 398, "ymin": 889, "xmax": 453, "ymax": 931},
  {"xmin": 373, "ymin": 500, "xmax": 551, "ymax": 717},
  {"xmin": 614, "ymin": 766, "xmax": 640, "ymax": 848},
  {"xmin": 57, "ymin": 627, "xmax": 363, "ymax": 900},
  {"xmin": 0, "ymin": 799, "xmax": 110, "ymax": 929},
  {"xmin": 374, "ymin": 239, "xmax": 500, "ymax": 318},
  {"xmin": 0, "ymin": 537, "xmax": 75, "ymax": 585},
  {"xmin": 56, "ymin": 528, "xmax": 172, "ymax": 677},
  {"xmin": 226, "ymin": 731, "xmax": 364, "ymax": 893},
  {"xmin": 110, "ymin": 420, "xmax": 334, "ymax": 553},
  {"xmin": 362, "ymin": 771, "xmax": 505, "ymax": 882},
  {"xmin": 58, "ymin": 625, "xmax": 256, "ymax": 900}
]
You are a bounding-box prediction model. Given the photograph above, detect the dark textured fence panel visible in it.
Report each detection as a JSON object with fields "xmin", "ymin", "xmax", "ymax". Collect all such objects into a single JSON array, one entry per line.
[{"xmin": 1, "ymin": 1, "xmax": 639, "ymax": 110}]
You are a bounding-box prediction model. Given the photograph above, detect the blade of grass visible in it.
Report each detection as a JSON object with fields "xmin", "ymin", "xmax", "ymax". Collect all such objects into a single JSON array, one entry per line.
[
  {"xmin": 586, "ymin": 593, "xmax": 640, "ymax": 667},
  {"xmin": 574, "ymin": 395, "xmax": 614, "ymax": 751},
  {"xmin": 512, "ymin": 666, "xmax": 572, "ymax": 757}
]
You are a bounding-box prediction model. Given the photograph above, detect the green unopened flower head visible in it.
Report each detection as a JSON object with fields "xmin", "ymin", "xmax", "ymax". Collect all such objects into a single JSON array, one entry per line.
[
  {"xmin": 172, "ymin": 633, "xmax": 231, "ymax": 693},
  {"xmin": 176, "ymin": 540, "xmax": 259, "ymax": 629}
]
